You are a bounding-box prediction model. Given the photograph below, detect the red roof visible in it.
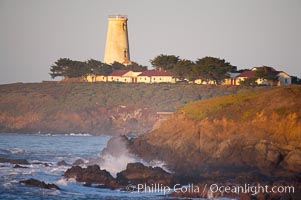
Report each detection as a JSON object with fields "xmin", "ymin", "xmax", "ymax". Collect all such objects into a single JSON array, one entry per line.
[
  {"xmin": 252, "ymin": 66, "xmax": 276, "ymax": 72},
  {"xmin": 138, "ymin": 70, "xmax": 173, "ymax": 77},
  {"xmin": 237, "ymin": 70, "xmax": 255, "ymax": 78},
  {"xmin": 108, "ymin": 70, "xmax": 130, "ymax": 76}
]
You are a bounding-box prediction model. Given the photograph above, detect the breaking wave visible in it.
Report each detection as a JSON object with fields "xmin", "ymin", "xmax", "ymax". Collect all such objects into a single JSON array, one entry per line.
[{"xmin": 88, "ymin": 136, "xmax": 170, "ymax": 177}]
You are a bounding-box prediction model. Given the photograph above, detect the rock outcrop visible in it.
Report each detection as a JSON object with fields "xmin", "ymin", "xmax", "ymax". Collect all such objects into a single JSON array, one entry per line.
[
  {"xmin": 63, "ymin": 163, "xmax": 175, "ymax": 189},
  {"xmin": 72, "ymin": 159, "xmax": 85, "ymax": 166},
  {"xmin": 130, "ymin": 86, "xmax": 301, "ymax": 181},
  {"xmin": 57, "ymin": 160, "xmax": 70, "ymax": 166},
  {"xmin": 116, "ymin": 162, "xmax": 175, "ymax": 186},
  {"xmin": 63, "ymin": 165, "xmax": 118, "ymax": 188},
  {"xmin": 20, "ymin": 179, "xmax": 60, "ymax": 190}
]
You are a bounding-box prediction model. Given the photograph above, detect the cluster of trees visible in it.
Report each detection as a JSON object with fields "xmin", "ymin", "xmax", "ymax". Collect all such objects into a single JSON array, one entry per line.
[
  {"xmin": 50, "ymin": 55, "xmax": 300, "ymax": 86},
  {"xmin": 49, "ymin": 58, "xmax": 147, "ymax": 79},
  {"xmin": 50, "ymin": 55, "xmax": 237, "ymax": 85},
  {"xmin": 150, "ymin": 54, "xmax": 237, "ymax": 84}
]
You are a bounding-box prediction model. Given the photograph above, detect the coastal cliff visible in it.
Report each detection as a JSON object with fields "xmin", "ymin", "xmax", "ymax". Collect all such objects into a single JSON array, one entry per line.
[
  {"xmin": 130, "ymin": 85, "xmax": 301, "ymax": 180},
  {"xmin": 0, "ymin": 82, "xmax": 268, "ymax": 135}
]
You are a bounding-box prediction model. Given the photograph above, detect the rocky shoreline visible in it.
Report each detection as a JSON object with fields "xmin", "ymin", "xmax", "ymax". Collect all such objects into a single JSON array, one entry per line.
[
  {"xmin": 62, "ymin": 161, "xmax": 300, "ymax": 200},
  {"xmin": 63, "ymin": 162, "xmax": 175, "ymax": 189},
  {"xmin": 59, "ymin": 134, "xmax": 300, "ymax": 199},
  {"xmin": 3, "ymin": 142, "xmax": 299, "ymax": 199},
  {"xmin": 13, "ymin": 159, "xmax": 299, "ymax": 200}
]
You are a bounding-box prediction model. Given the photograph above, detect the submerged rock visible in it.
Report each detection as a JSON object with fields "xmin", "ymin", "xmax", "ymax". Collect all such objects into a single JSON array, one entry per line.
[
  {"xmin": 57, "ymin": 160, "xmax": 70, "ymax": 166},
  {"xmin": 0, "ymin": 157, "xmax": 29, "ymax": 165},
  {"xmin": 72, "ymin": 159, "xmax": 84, "ymax": 166},
  {"xmin": 116, "ymin": 162, "xmax": 175, "ymax": 186},
  {"xmin": 20, "ymin": 178, "xmax": 60, "ymax": 190},
  {"xmin": 13, "ymin": 164, "xmax": 29, "ymax": 168},
  {"xmin": 32, "ymin": 161, "xmax": 52, "ymax": 167}
]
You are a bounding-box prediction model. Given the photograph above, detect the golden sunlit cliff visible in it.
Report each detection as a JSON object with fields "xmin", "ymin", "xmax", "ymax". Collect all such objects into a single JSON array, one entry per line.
[{"xmin": 131, "ymin": 85, "xmax": 301, "ymax": 180}]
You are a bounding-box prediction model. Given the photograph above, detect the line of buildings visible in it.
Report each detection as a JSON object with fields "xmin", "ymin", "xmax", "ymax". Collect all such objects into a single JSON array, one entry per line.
[
  {"xmin": 86, "ymin": 66, "xmax": 292, "ymax": 86},
  {"xmin": 87, "ymin": 69, "xmax": 176, "ymax": 84},
  {"xmin": 225, "ymin": 67, "xmax": 291, "ymax": 86}
]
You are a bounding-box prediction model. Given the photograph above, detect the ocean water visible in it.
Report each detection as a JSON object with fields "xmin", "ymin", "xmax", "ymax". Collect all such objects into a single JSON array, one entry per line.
[{"xmin": 0, "ymin": 133, "xmax": 179, "ymax": 200}]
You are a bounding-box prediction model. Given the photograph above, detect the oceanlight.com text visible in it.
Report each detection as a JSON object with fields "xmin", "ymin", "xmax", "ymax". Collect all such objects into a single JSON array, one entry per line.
[
  {"xmin": 126, "ymin": 183, "xmax": 295, "ymax": 196},
  {"xmin": 209, "ymin": 183, "xmax": 295, "ymax": 196}
]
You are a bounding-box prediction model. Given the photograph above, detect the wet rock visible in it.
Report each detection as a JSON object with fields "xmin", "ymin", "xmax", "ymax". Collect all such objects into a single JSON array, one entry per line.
[
  {"xmin": 14, "ymin": 164, "xmax": 28, "ymax": 168},
  {"xmin": 266, "ymin": 149, "xmax": 281, "ymax": 163},
  {"xmin": 43, "ymin": 163, "xmax": 51, "ymax": 167},
  {"xmin": 32, "ymin": 161, "xmax": 52, "ymax": 167},
  {"xmin": 63, "ymin": 165, "xmax": 118, "ymax": 188},
  {"xmin": 116, "ymin": 162, "xmax": 175, "ymax": 186},
  {"xmin": 0, "ymin": 157, "xmax": 29, "ymax": 165},
  {"xmin": 20, "ymin": 178, "xmax": 60, "ymax": 190},
  {"xmin": 72, "ymin": 159, "xmax": 84, "ymax": 166},
  {"xmin": 283, "ymin": 150, "xmax": 301, "ymax": 173},
  {"xmin": 57, "ymin": 160, "xmax": 70, "ymax": 166}
]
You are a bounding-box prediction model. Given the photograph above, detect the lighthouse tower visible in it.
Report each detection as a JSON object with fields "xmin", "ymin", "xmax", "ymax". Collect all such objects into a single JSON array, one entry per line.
[{"xmin": 104, "ymin": 15, "xmax": 131, "ymax": 65}]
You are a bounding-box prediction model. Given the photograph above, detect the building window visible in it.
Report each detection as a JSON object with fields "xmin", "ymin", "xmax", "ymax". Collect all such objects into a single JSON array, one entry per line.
[
  {"xmin": 285, "ymin": 79, "xmax": 288, "ymax": 83},
  {"xmin": 145, "ymin": 78, "xmax": 146, "ymax": 80},
  {"xmin": 124, "ymin": 49, "xmax": 127, "ymax": 59}
]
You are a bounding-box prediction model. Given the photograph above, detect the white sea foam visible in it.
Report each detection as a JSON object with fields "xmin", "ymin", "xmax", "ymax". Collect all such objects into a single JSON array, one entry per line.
[
  {"xmin": 149, "ymin": 160, "xmax": 172, "ymax": 173},
  {"xmin": 37, "ymin": 132, "xmax": 92, "ymax": 136},
  {"xmin": 67, "ymin": 178, "xmax": 77, "ymax": 183},
  {"xmin": 8, "ymin": 170, "xmax": 18, "ymax": 175},
  {"xmin": 89, "ymin": 136, "xmax": 172, "ymax": 177},
  {"xmin": 68, "ymin": 133, "xmax": 92, "ymax": 137},
  {"xmin": 7, "ymin": 148, "xmax": 27, "ymax": 154},
  {"xmin": 98, "ymin": 153, "xmax": 142, "ymax": 177},
  {"xmin": 47, "ymin": 189, "xmax": 61, "ymax": 195},
  {"xmin": 2, "ymin": 182, "xmax": 12, "ymax": 188},
  {"xmin": 50, "ymin": 167, "xmax": 65, "ymax": 173},
  {"xmin": 56, "ymin": 178, "xmax": 68, "ymax": 186}
]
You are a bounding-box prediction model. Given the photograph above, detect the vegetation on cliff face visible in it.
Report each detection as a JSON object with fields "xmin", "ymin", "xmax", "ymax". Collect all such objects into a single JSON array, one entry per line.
[
  {"xmin": 0, "ymin": 82, "xmax": 269, "ymax": 135},
  {"xmin": 131, "ymin": 85, "xmax": 301, "ymax": 180}
]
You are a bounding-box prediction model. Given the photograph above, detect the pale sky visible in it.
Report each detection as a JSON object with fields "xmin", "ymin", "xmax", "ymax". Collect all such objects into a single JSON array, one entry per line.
[{"xmin": 0, "ymin": 0, "xmax": 300, "ymax": 84}]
